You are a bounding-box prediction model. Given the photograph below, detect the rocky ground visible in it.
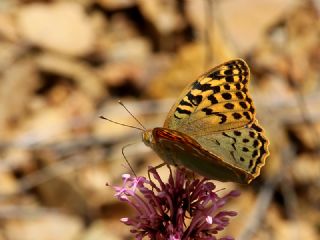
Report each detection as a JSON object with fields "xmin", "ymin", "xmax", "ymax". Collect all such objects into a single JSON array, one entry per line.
[{"xmin": 0, "ymin": 0, "xmax": 319, "ymax": 239}]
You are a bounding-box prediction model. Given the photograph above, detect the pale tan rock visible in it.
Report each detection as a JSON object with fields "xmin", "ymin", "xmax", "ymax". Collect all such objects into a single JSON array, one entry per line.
[
  {"xmin": 253, "ymin": 215, "xmax": 319, "ymax": 240},
  {"xmin": 186, "ymin": 0, "xmax": 296, "ymax": 53},
  {"xmin": 17, "ymin": 2, "xmax": 95, "ymax": 56},
  {"xmin": 97, "ymin": 0, "xmax": 136, "ymax": 9},
  {"xmin": 4, "ymin": 212, "xmax": 83, "ymax": 240},
  {"xmin": 77, "ymin": 164, "xmax": 112, "ymax": 207},
  {"xmin": 96, "ymin": 15, "xmax": 150, "ymax": 62},
  {"xmin": 35, "ymin": 53, "xmax": 105, "ymax": 100},
  {"xmin": 2, "ymin": 148, "xmax": 34, "ymax": 175},
  {"xmin": 107, "ymin": 37, "xmax": 151, "ymax": 63},
  {"xmin": 289, "ymin": 122, "xmax": 320, "ymax": 151},
  {"xmin": 97, "ymin": 61, "xmax": 143, "ymax": 87},
  {"xmin": 0, "ymin": 59, "xmax": 38, "ymax": 139},
  {"xmin": 292, "ymin": 154, "xmax": 320, "ymax": 183},
  {"xmin": 81, "ymin": 220, "xmax": 129, "ymax": 240},
  {"xmin": 0, "ymin": 172, "xmax": 19, "ymax": 195},
  {"xmin": 225, "ymin": 0, "xmax": 296, "ymax": 52},
  {"xmin": 0, "ymin": 43, "xmax": 28, "ymax": 72},
  {"xmin": 0, "ymin": 12, "xmax": 18, "ymax": 41},
  {"xmin": 15, "ymin": 91, "xmax": 94, "ymax": 145},
  {"xmin": 138, "ymin": 0, "xmax": 184, "ymax": 34}
]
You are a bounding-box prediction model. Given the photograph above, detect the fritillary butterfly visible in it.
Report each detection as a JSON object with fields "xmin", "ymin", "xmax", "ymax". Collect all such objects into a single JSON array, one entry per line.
[{"xmin": 142, "ymin": 59, "xmax": 269, "ymax": 184}]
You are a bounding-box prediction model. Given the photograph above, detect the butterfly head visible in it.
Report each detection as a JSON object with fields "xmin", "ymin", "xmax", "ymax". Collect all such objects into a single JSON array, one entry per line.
[{"xmin": 142, "ymin": 129, "xmax": 155, "ymax": 147}]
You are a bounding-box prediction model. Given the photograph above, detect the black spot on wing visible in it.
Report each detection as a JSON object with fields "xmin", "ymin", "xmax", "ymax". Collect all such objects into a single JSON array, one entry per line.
[
  {"xmin": 222, "ymin": 92, "xmax": 232, "ymax": 100},
  {"xmin": 243, "ymin": 138, "xmax": 250, "ymax": 143},
  {"xmin": 225, "ymin": 76, "xmax": 234, "ymax": 83},
  {"xmin": 249, "ymin": 131, "xmax": 255, "ymax": 138},
  {"xmin": 239, "ymin": 101, "xmax": 248, "ymax": 109},
  {"xmin": 242, "ymin": 147, "xmax": 249, "ymax": 152},
  {"xmin": 187, "ymin": 92, "xmax": 202, "ymax": 106},
  {"xmin": 251, "ymin": 123, "xmax": 263, "ymax": 132},
  {"xmin": 201, "ymin": 108, "xmax": 228, "ymax": 123},
  {"xmin": 224, "ymin": 103, "xmax": 235, "ymax": 109},
  {"xmin": 237, "ymin": 60, "xmax": 248, "ymax": 76},
  {"xmin": 236, "ymin": 91, "xmax": 244, "ymax": 99},
  {"xmin": 207, "ymin": 71, "xmax": 224, "ymax": 80},
  {"xmin": 224, "ymin": 84, "xmax": 231, "ymax": 90},
  {"xmin": 232, "ymin": 112, "xmax": 242, "ymax": 120},
  {"xmin": 193, "ymin": 83, "xmax": 212, "ymax": 92},
  {"xmin": 202, "ymin": 108, "xmax": 214, "ymax": 115},
  {"xmin": 233, "ymin": 130, "xmax": 241, "ymax": 136},
  {"xmin": 208, "ymin": 94, "xmax": 218, "ymax": 104},
  {"xmin": 252, "ymin": 150, "xmax": 258, "ymax": 158},
  {"xmin": 233, "ymin": 61, "xmax": 242, "ymax": 73},
  {"xmin": 213, "ymin": 86, "xmax": 221, "ymax": 93},
  {"xmin": 214, "ymin": 112, "xmax": 227, "ymax": 124},
  {"xmin": 242, "ymin": 79, "xmax": 248, "ymax": 84},
  {"xmin": 243, "ymin": 112, "xmax": 251, "ymax": 120},
  {"xmin": 179, "ymin": 99, "xmax": 192, "ymax": 107},
  {"xmin": 224, "ymin": 69, "xmax": 233, "ymax": 75},
  {"xmin": 200, "ymin": 110, "xmax": 227, "ymax": 124},
  {"xmin": 176, "ymin": 107, "xmax": 191, "ymax": 115},
  {"xmin": 253, "ymin": 139, "xmax": 259, "ymax": 148}
]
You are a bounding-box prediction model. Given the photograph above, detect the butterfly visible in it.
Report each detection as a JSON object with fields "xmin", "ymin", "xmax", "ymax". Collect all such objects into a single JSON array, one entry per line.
[{"xmin": 142, "ymin": 59, "xmax": 269, "ymax": 184}]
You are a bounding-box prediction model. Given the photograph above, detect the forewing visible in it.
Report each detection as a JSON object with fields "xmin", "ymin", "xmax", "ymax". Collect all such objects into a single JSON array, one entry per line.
[
  {"xmin": 195, "ymin": 120, "xmax": 269, "ymax": 179},
  {"xmin": 164, "ymin": 59, "xmax": 255, "ymax": 136}
]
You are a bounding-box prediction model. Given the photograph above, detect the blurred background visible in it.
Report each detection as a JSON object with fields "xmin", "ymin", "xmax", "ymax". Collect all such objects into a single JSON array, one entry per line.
[{"xmin": 0, "ymin": 0, "xmax": 319, "ymax": 239}]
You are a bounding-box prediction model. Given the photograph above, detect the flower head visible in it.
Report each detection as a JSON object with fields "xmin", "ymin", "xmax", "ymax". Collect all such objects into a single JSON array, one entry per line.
[{"xmin": 111, "ymin": 166, "xmax": 240, "ymax": 240}]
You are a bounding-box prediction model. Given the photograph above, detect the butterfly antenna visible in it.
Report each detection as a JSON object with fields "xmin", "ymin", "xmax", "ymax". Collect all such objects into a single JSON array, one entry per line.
[
  {"xmin": 122, "ymin": 143, "xmax": 137, "ymax": 177},
  {"xmin": 99, "ymin": 116, "xmax": 144, "ymax": 131},
  {"xmin": 118, "ymin": 100, "xmax": 146, "ymax": 130}
]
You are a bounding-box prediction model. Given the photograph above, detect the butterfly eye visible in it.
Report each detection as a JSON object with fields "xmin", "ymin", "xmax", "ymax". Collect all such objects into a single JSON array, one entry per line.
[{"xmin": 142, "ymin": 130, "xmax": 154, "ymax": 147}]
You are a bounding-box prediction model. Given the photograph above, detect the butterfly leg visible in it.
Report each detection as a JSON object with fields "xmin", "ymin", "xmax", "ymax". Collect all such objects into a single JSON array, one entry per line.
[{"xmin": 147, "ymin": 162, "xmax": 167, "ymax": 189}]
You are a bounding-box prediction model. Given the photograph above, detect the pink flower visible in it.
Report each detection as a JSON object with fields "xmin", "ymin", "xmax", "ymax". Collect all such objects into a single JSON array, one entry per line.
[{"xmin": 111, "ymin": 167, "xmax": 240, "ymax": 240}]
